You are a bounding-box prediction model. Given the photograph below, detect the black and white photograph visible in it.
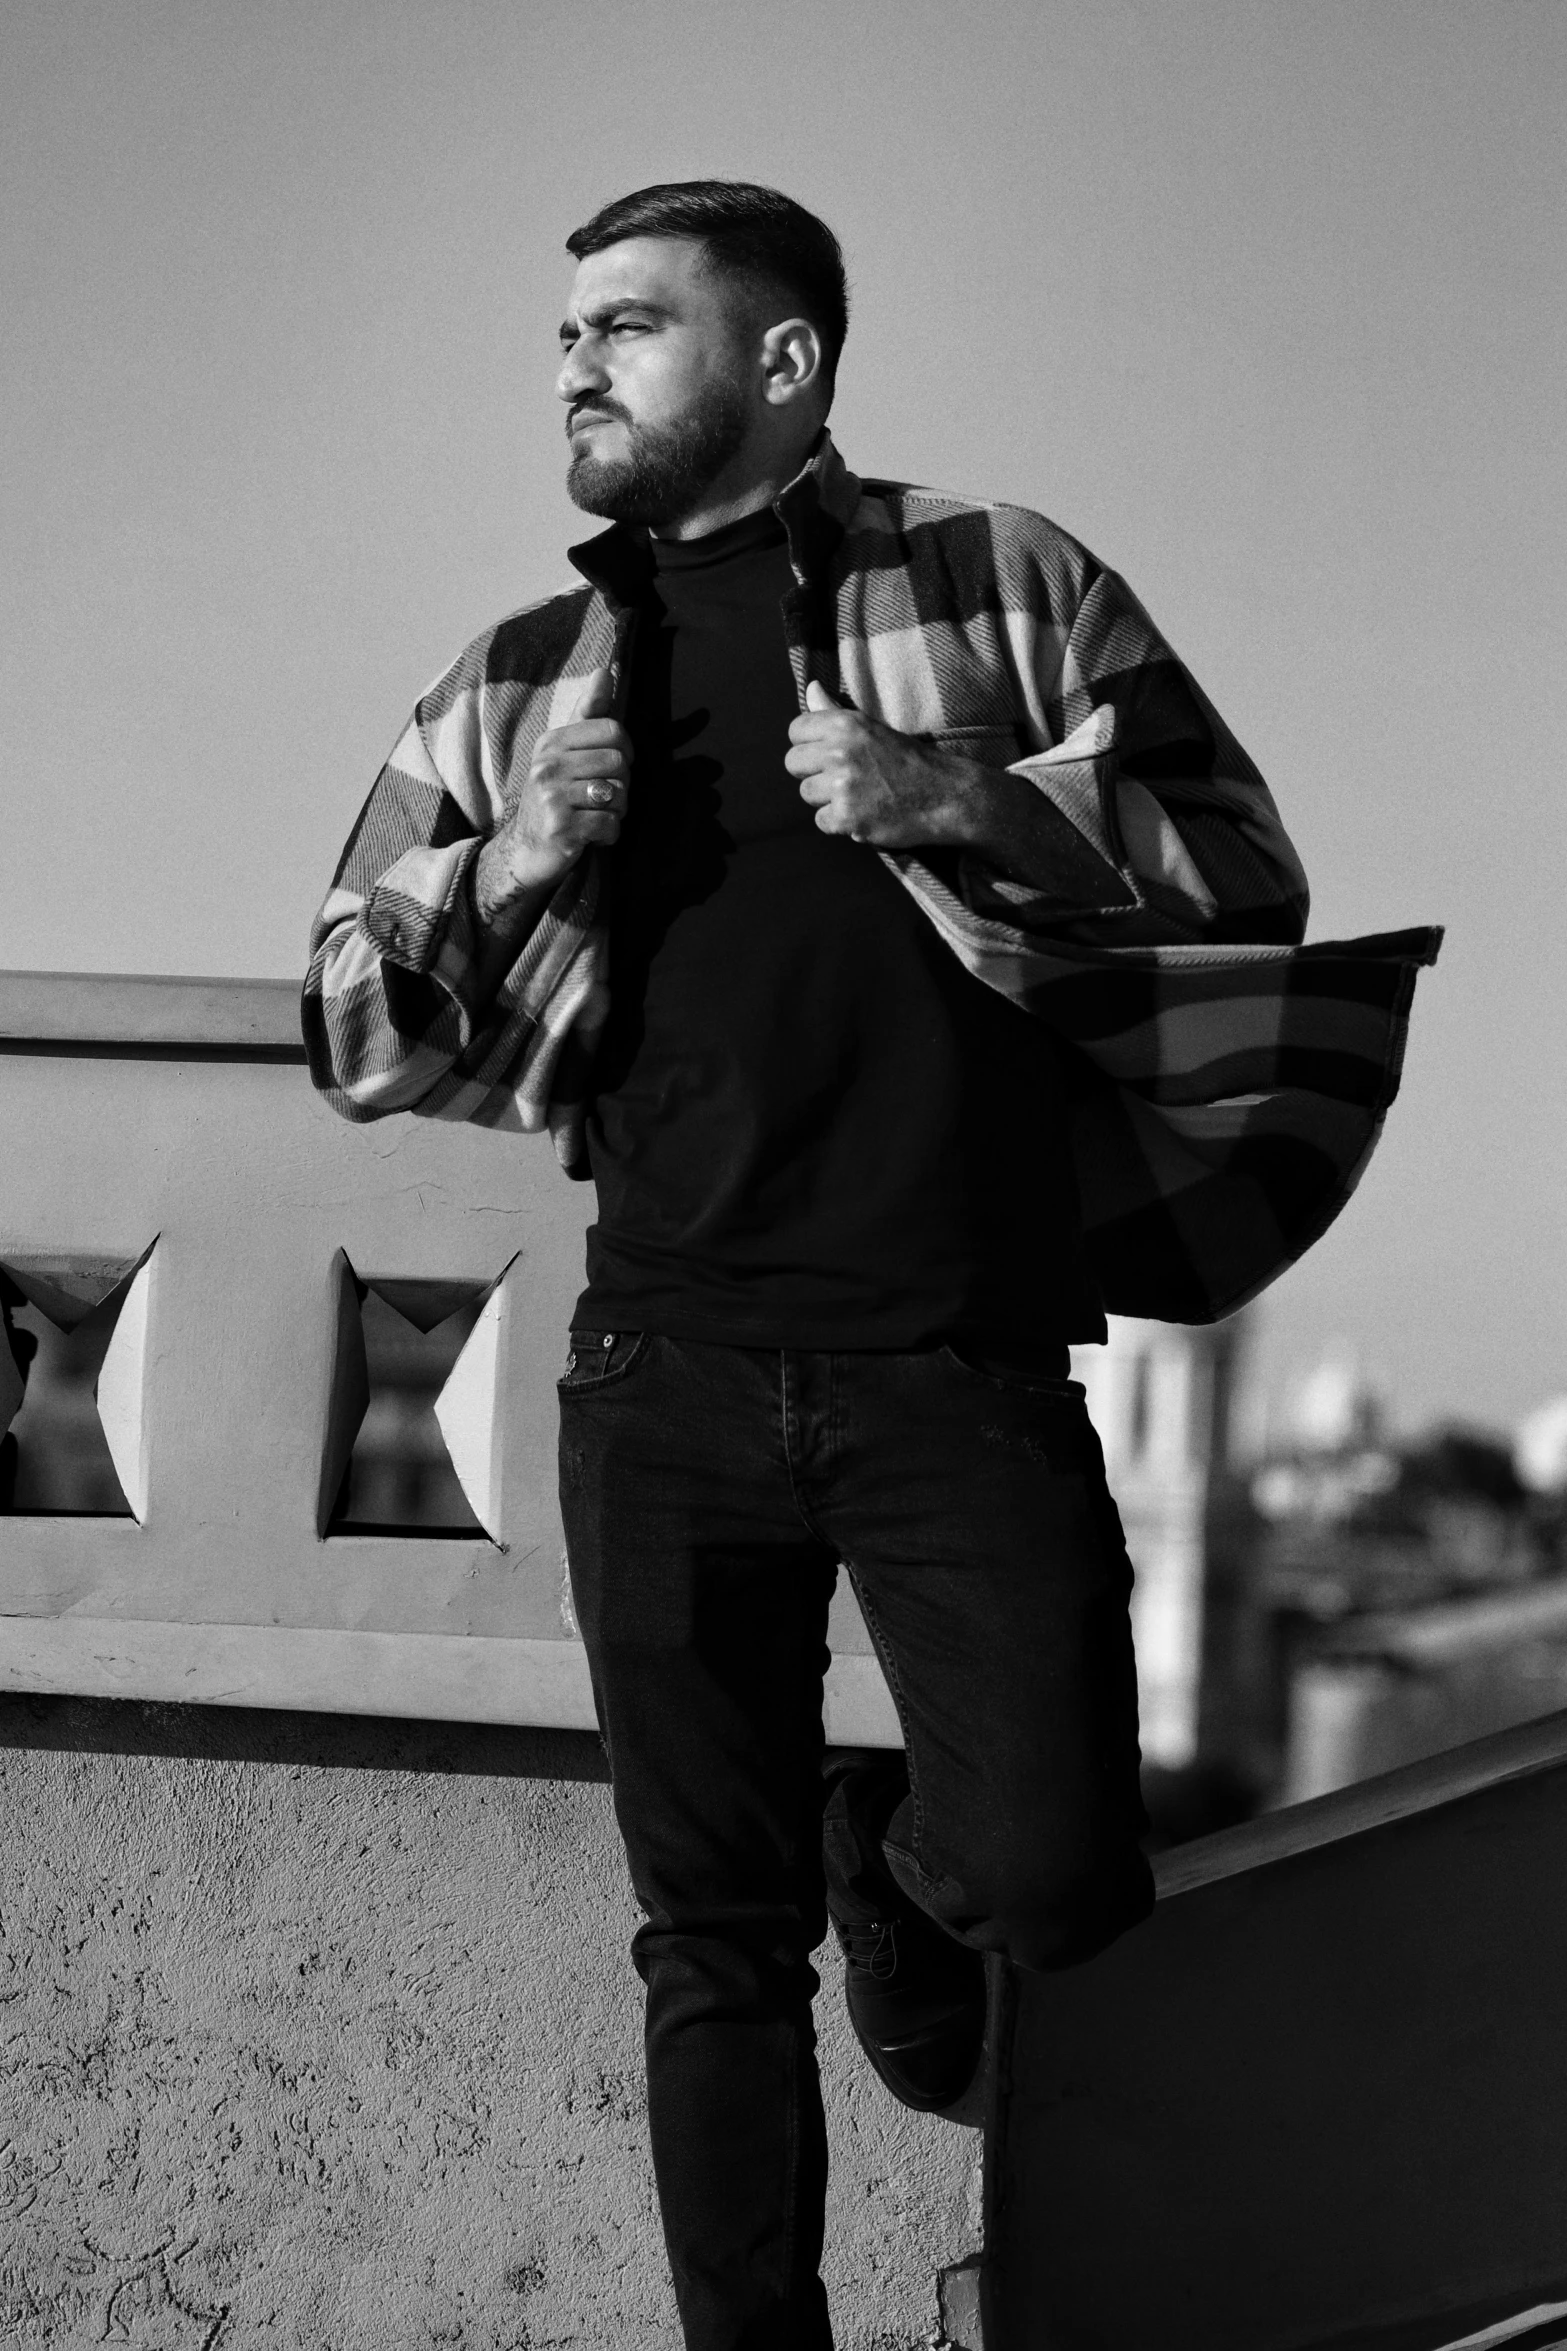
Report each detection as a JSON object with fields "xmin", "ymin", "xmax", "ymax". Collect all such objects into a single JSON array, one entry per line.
[{"xmin": 1, "ymin": 3, "xmax": 1562, "ymax": 2345}]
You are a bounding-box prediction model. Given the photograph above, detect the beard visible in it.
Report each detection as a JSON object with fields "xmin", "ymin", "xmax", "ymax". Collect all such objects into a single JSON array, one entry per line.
[{"xmin": 566, "ymin": 376, "xmax": 752, "ymax": 527}]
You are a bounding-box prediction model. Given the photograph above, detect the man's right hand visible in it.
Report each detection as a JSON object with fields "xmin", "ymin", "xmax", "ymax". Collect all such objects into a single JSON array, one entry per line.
[{"xmin": 474, "ymin": 666, "xmax": 630, "ymax": 931}]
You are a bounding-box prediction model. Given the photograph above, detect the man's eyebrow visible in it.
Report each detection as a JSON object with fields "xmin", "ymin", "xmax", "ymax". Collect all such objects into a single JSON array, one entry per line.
[{"xmin": 559, "ymin": 299, "xmax": 673, "ymax": 340}]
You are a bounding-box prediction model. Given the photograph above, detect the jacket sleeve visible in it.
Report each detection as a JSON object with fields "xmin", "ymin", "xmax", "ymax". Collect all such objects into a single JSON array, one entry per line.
[
  {"xmin": 301, "ymin": 689, "xmax": 593, "ymax": 1127},
  {"xmin": 964, "ymin": 555, "xmax": 1310, "ymax": 947}
]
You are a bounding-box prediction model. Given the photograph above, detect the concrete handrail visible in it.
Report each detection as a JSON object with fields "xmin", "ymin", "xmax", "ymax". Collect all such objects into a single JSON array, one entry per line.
[
  {"xmin": 0, "ymin": 969, "xmax": 305, "ymax": 1053},
  {"xmin": 1155, "ymin": 1697, "xmax": 1567, "ymax": 1898}
]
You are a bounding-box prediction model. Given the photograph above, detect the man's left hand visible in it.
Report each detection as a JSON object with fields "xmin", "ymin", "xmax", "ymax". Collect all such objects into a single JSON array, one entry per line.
[{"xmin": 785, "ymin": 681, "xmax": 986, "ymax": 849}]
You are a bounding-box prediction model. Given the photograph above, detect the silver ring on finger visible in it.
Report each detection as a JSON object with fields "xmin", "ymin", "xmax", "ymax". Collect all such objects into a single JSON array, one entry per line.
[{"xmin": 587, "ymin": 782, "xmax": 615, "ymax": 806}]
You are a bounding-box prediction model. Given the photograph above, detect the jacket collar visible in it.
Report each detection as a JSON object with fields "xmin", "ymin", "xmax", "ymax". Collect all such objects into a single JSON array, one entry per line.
[
  {"xmin": 567, "ymin": 429, "xmax": 862, "ymax": 607},
  {"xmin": 775, "ymin": 426, "xmax": 862, "ymax": 543}
]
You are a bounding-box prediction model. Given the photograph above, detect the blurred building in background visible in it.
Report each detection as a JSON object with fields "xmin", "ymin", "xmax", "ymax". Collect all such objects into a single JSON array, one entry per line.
[
  {"xmin": 1071, "ymin": 1316, "xmax": 1261, "ymax": 1846},
  {"xmin": 1071, "ymin": 1324, "xmax": 1567, "ymax": 1841},
  {"xmin": 1069, "ymin": 1317, "xmax": 1246, "ymax": 1771},
  {"xmin": 1248, "ymin": 1362, "xmax": 1567, "ymax": 1803}
]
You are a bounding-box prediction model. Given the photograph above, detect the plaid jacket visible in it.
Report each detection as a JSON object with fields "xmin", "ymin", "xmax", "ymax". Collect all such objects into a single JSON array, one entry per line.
[{"xmin": 304, "ymin": 434, "xmax": 1440, "ymax": 1323}]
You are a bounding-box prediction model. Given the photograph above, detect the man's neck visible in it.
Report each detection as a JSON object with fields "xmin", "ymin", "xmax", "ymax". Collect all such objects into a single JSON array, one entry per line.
[
  {"xmin": 651, "ymin": 426, "xmax": 825, "ymax": 543},
  {"xmin": 651, "ymin": 481, "xmax": 781, "ymax": 543}
]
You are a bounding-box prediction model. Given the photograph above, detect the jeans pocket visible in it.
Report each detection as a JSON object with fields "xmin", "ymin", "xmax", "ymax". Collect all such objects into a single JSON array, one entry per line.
[
  {"xmin": 938, "ymin": 1340, "xmax": 1079, "ymax": 1397},
  {"xmin": 558, "ymin": 1329, "xmax": 650, "ymax": 1393}
]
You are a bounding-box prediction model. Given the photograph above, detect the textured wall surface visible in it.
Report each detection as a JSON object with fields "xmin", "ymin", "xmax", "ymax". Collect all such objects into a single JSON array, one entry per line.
[{"xmin": 0, "ymin": 1698, "xmax": 979, "ymax": 2349}]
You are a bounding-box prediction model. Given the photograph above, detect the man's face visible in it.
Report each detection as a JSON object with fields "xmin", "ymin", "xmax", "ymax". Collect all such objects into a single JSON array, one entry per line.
[{"xmin": 557, "ymin": 237, "xmax": 756, "ymax": 527}]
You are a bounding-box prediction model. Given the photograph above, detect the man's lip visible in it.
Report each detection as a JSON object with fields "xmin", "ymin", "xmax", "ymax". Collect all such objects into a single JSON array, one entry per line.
[{"xmin": 569, "ymin": 410, "xmax": 621, "ymax": 434}]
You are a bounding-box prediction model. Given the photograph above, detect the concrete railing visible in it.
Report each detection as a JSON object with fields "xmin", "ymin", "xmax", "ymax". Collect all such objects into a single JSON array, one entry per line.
[
  {"xmin": 0, "ymin": 971, "xmax": 899, "ymax": 1742},
  {"xmin": 17, "ymin": 969, "xmax": 1567, "ymax": 2351},
  {"xmin": 987, "ymin": 1700, "xmax": 1567, "ymax": 2351}
]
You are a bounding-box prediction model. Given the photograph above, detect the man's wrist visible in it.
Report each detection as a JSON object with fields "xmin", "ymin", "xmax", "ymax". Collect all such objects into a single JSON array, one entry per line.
[
  {"xmin": 470, "ymin": 837, "xmax": 563, "ymax": 1004},
  {"xmin": 474, "ymin": 835, "xmax": 557, "ymax": 934},
  {"xmin": 932, "ymin": 763, "xmax": 1083, "ymax": 895},
  {"xmin": 926, "ymin": 759, "xmax": 1012, "ymax": 860}
]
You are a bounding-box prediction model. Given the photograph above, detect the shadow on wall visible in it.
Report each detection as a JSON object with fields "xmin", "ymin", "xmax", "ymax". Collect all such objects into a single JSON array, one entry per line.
[{"xmin": 0, "ymin": 1687, "xmax": 613, "ymax": 1778}]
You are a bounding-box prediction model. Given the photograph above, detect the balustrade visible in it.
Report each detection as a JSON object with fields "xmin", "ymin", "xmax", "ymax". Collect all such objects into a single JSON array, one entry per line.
[{"xmin": 0, "ymin": 971, "xmax": 898, "ymax": 1741}]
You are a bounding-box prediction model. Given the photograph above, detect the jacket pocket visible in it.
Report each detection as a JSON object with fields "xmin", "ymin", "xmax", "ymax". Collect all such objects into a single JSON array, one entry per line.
[{"xmin": 929, "ymin": 722, "xmax": 1035, "ymax": 770}]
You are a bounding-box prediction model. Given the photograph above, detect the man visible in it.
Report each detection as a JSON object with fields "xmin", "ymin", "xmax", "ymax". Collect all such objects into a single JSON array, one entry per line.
[{"xmin": 305, "ymin": 181, "xmax": 1435, "ymax": 2350}]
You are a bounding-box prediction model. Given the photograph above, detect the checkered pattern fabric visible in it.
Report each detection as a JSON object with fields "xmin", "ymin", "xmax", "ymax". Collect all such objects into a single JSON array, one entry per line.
[{"xmin": 304, "ymin": 434, "xmax": 1440, "ymax": 1323}]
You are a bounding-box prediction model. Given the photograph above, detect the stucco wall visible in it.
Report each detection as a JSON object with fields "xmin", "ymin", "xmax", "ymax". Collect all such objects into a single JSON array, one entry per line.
[{"xmin": 0, "ymin": 1698, "xmax": 979, "ymax": 2349}]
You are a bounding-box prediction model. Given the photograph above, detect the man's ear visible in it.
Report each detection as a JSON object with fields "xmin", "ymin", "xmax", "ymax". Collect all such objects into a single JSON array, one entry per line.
[{"xmin": 759, "ymin": 317, "xmax": 825, "ymax": 408}]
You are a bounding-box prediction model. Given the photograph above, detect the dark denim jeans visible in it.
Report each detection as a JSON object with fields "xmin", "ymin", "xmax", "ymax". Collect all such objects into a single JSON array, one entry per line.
[{"xmin": 558, "ymin": 1332, "xmax": 1154, "ymax": 2351}]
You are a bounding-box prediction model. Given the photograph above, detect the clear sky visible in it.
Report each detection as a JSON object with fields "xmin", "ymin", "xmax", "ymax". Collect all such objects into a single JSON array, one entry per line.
[{"xmin": 3, "ymin": 0, "xmax": 1563, "ymax": 1438}]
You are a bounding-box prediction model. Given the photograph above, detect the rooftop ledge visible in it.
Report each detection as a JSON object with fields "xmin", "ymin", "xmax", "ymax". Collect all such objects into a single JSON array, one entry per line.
[
  {"xmin": 0, "ymin": 970, "xmax": 304, "ymax": 1056},
  {"xmin": 7, "ymin": 968, "xmax": 1567, "ymax": 1902}
]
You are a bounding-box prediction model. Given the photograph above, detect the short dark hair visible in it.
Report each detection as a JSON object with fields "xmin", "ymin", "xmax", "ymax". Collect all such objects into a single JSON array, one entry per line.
[{"xmin": 565, "ymin": 180, "xmax": 849, "ymax": 391}]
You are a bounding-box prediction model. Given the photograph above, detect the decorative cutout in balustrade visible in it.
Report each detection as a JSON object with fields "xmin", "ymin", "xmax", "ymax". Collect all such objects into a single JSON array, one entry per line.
[
  {"xmin": 0, "ymin": 1245, "xmax": 156, "ymax": 1519},
  {"xmin": 319, "ymin": 1260, "xmax": 522, "ymax": 1541}
]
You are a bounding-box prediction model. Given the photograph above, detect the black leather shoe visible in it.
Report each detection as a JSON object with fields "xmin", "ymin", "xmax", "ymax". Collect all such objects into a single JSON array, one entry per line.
[
  {"xmin": 822, "ymin": 1758, "xmax": 986, "ymax": 2112},
  {"xmin": 833, "ymin": 1906, "xmax": 987, "ymax": 2112}
]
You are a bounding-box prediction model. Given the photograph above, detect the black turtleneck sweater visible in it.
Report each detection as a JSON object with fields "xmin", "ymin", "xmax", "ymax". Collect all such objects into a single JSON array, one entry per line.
[{"xmin": 573, "ymin": 504, "xmax": 1101, "ymax": 1349}]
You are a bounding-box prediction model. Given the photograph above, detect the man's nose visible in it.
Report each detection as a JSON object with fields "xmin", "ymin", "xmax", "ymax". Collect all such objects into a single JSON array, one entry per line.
[{"xmin": 557, "ymin": 339, "xmax": 608, "ymax": 405}]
